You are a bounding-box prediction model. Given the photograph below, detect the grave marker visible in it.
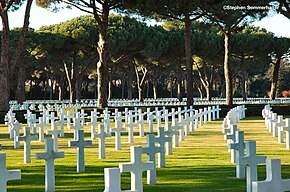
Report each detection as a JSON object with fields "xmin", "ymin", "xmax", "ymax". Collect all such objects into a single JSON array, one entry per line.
[
  {"xmin": 0, "ymin": 153, "xmax": 21, "ymax": 192},
  {"xmin": 142, "ymin": 134, "xmax": 161, "ymax": 185},
  {"xmin": 68, "ymin": 130, "xmax": 92, "ymax": 173},
  {"xmin": 228, "ymin": 131, "xmax": 245, "ymax": 178},
  {"xmin": 155, "ymin": 127, "xmax": 172, "ymax": 168},
  {"xmin": 111, "ymin": 112, "xmax": 126, "ymax": 150},
  {"xmin": 252, "ymin": 159, "xmax": 290, "ymax": 192},
  {"xmin": 238, "ymin": 141, "xmax": 266, "ymax": 192},
  {"xmin": 94, "ymin": 124, "xmax": 111, "ymax": 159},
  {"xmin": 35, "ymin": 138, "xmax": 64, "ymax": 192},
  {"xmin": 17, "ymin": 127, "xmax": 38, "ymax": 163},
  {"xmin": 119, "ymin": 146, "xmax": 154, "ymax": 192}
]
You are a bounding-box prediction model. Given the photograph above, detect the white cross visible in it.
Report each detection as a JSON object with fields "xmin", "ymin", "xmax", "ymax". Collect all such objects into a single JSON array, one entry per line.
[
  {"xmin": 34, "ymin": 138, "xmax": 64, "ymax": 192},
  {"xmin": 111, "ymin": 112, "xmax": 126, "ymax": 150},
  {"xmin": 94, "ymin": 124, "xmax": 111, "ymax": 159},
  {"xmin": 154, "ymin": 111, "xmax": 163, "ymax": 128},
  {"xmin": 87, "ymin": 111, "xmax": 100, "ymax": 140},
  {"xmin": 119, "ymin": 146, "xmax": 154, "ymax": 192},
  {"xmin": 68, "ymin": 130, "xmax": 92, "ymax": 173},
  {"xmin": 166, "ymin": 123, "xmax": 180, "ymax": 148},
  {"xmin": 252, "ymin": 159, "xmax": 290, "ymax": 192},
  {"xmin": 11, "ymin": 121, "xmax": 22, "ymax": 149},
  {"xmin": 137, "ymin": 109, "xmax": 145, "ymax": 137},
  {"xmin": 46, "ymin": 121, "xmax": 62, "ymax": 152},
  {"xmin": 142, "ymin": 133, "xmax": 161, "ymax": 185},
  {"xmin": 155, "ymin": 127, "xmax": 172, "ymax": 168},
  {"xmin": 228, "ymin": 131, "xmax": 245, "ymax": 178},
  {"xmin": 65, "ymin": 110, "xmax": 73, "ymax": 129},
  {"xmin": 238, "ymin": 141, "xmax": 266, "ymax": 192},
  {"xmin": 80, "ymin": 109, "xmax": 87, "ymax": 126},
  {"xmin": 271, "ymin": 113, "xmax": 278, "ymax": 136},
  {"xmin": 70, "ymin": 112, "xmax": 83, "ymax": 140},
  {"xmin": 17, "ymin": 127, "xmax": 38, "ymax": 163},
  {"xmin": 282, "ymin": 118, "xmax": 290, "ymax": 149},
  {"xmin": 125, "ymin": 111, "xmax": 138, "ymax": 143},
  {"xmin": 0, "ymin": 153, "xmax": 21, "ymax": 192},
  {"xmin": 276, "ymin": 115, "xmax": 285, "ymax": 143},
  {"xmin": 37, "ymin": 117, "xmax": 48, "ymax": 142},
  {"xmin": 147, "ymin": 113, "xmax": 155, "ymax": 133},
  {"xmin": 57, "ymin": 109, "xmax": 67, "ymax": 137}
]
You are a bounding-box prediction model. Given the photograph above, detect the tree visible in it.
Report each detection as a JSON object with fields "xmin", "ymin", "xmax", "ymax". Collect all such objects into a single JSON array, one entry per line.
[
  {"xmin": 268, "ymin": 37, "xmax": 290, "ymax": 100},
  {"xmin": 0, "ymin": 0, "xmax": 33, "ymax": 110},
  {"xmin": 232, "ymin": 26, "xmax": 274, "ymax": 100},
  {"xmin": 201, "ymin": 0, "xmax": 271, "ymax": 105},
  {"xmin": 123, "ymin": 0, "xmax": 203, "ymax": 106},
  {"xmin": 192, "ymin": 27, "xmax": 223, "ymax": 101},
  {"xmin": 37, "ymin": 0, "xmax": 124, "ymax": 108},
  {"xmin": 277, "ymin": 0, "xmax": 290, "ymax": 19}
]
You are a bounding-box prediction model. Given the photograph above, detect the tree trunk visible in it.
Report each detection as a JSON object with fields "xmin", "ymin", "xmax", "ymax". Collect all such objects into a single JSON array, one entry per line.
[
  {"xmin": 127, "ymin": 66, "xmax": 133, "ymax": 100},
  {"xmin": 153, "ymin": 82, "xmax": 157, "ymax": 99},
  {"xmin": 0, "ymin": 9, "xmax": 10, "ymax": 111},
  {"xmin": 58, "ymin": 79, "xmax": 64, "ymax": 101},
  {"xmin": 177, "ymin": 59, "xmax": 182, "ymax": 101},
  {"xmin": 108, "ymin": 78, "xmax": 112, "ymax": 100},
  {"xmin": 137, "ymin": 87, "xmax": 143, "ymax": 102},
  {"xmin": 224, "ymin": 31, "xmax": 233, "ymax": 106},
  {"xmin": 184, "ymin": 13, "xmax": 193, "ymax": 106},
  {"xmin": 76, "ymin": 74, "xmax": 83, "ymax": 101},
  {"xmin": 15, "ymin": 65, "xmax": 26, "ymax": 104},
  {"xmin": 206, "ymin": 86, "xmax": 212, "ymax": 101},
  {"xmin": 270, "ymin": 56, "xmax": 282, "ymax": 100},
  {"xmin": 63, "ymin": 52, "xmax": 77, "ymax": 103},
  {"xmin": 121, "ymin": 76, "xmax": 125, "ymax": 99},
  {"xmin": 240, "ymin": 56, "xmax": 247, "ymax": 101},
  {"xmin": 170, "ymin": 77, "xmax": 173, "ymax": 98},
  {"xmin": 146, "ymin": 81, "xmax": 149, "ymax": 98},
  {"xmin": 96, "ymin": 3, "xmax": 109, "ymax": 108}
]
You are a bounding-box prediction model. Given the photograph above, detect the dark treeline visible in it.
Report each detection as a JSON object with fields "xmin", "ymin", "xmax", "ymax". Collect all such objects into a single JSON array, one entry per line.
[{"xmin": 7, "ymin": 14, "xmax": 290, "ymax": 104}]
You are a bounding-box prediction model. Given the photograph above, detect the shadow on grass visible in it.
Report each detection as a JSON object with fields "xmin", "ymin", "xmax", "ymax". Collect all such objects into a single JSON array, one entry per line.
[{"xmin": 6, "ymin": 164, "xmax": 262, "ymax": 192}]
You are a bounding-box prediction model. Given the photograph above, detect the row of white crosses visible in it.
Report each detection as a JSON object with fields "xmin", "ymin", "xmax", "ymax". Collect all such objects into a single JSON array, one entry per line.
[
  {"xmin": 1, "ymin": 105, "xmax": 220, "ymax": 191},
  {"xmin": 262, "ymin": 104, "xmax": 290, "ymax": 149},
  {"xmin": 10, "ymin": 97, "xmax": 290, "ymax": 111},
  {"xmin": 102, "ymin": 104, "xmax": 222, "ymax": 192},
  {"xmin": 224, "ymin": 105, "xmax": 290, "ymax": 192}
]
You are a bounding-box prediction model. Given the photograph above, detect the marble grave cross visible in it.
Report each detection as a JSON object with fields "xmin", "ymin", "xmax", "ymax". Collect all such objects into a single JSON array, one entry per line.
[
  {"xmin": 68, "ymin": 130, "xmax": 92, "ymax": 173},
  {"xmin": 0, "ymin": 153, "xmax": 21, "ymax": 192},
  {"xmin": 34, "ymin": 138, "xmax": 64, "ymax": 192}
]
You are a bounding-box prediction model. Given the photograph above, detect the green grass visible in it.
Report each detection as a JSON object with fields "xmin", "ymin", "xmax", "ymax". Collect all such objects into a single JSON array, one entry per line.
[{"xmin": 2, "ymin": 117, "xmax": 290, "ymax": 191}]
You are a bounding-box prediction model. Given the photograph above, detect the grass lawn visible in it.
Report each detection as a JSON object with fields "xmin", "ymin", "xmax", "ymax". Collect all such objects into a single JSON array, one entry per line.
[{"xmin": 2, "ymin": 116, "xmax": 290, "ymax": 191}]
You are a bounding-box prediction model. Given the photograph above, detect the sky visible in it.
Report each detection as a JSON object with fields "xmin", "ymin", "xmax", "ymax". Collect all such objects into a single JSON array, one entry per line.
[{"xmin": 5, "ymin": 3, "xmax": 290, "ymax": 38}]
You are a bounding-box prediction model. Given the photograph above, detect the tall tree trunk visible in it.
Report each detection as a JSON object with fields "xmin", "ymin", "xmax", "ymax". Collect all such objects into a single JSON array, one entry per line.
[
  {"xmin": 146, "ymin": 81, "xmax": 149, "ymax": 98},
  {"xmin": 170, "ymin": 77, "xmax": 173, "ymax": 98},
  {"xmin": 76, "ymin": 74, "xmax": 83, "ymax": 101},
  {"xmin": 184, "ymin": 13, "xmax": 193, "ymax": 107},
  {"xmin": 206, "ymin": 86, "xmax": 212, "ymax": 101},
  {"xmin": 177, "ymin": 59, "xmax": 182, "ymax": 102},
  {"xmin": 96, "ymin": 3, "xmax": 109, "ymax": 108},
  {"xmin": 63, "ymin": 52, "xmax": 77, "ymax": 103},
  {"xmin": 240, "ymin": 56, "xmax": 247, "ymax": 101},
  {"xmin": 0, "ymin": 0, "xmax": 32, "ymax": 110},
  {"xmin": 0, "ymin": 8, "xmax": 10, "ymax": 111},
  {"xmin": 270, "ymin": 56, "xmax": 282, "ymax": 100},
  {"xmin": 108, "ymin": 78, "xmax": 112, "ymax": 100},
  {"xmin": 127, "ymin": 65, "xmax": 133, "ymax": 100},
  {"xmin": 224, "ymin": 31, "xmax": 233, "ymax": 106},
  {"xmin": 153, "ymin": 82, "xmax": 157, "ymax": 99},
  {"xmin": 15, "ymin": 65, "xmax": 26, "ymax": 104},
  {"xmin": 121, "ymin": 76, "xmax": 125, "ymax": 99},
  {"xmin": 58, "ymin": 79, "xmax": 64, "ymax": 101}
]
